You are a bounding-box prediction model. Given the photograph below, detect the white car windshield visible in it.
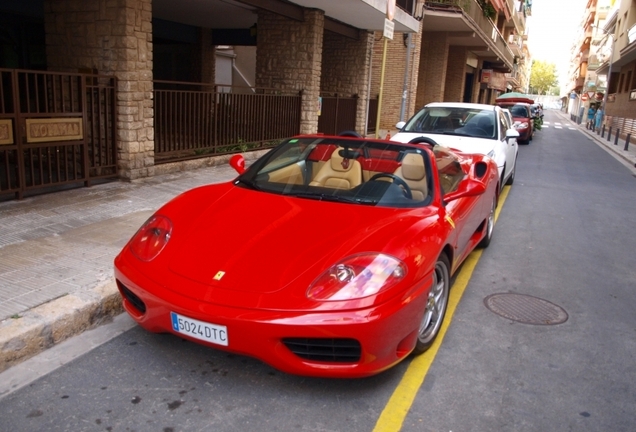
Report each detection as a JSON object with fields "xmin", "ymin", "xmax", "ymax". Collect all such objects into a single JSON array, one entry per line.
[{"xmin": 401, "ymin": 107, "xmax": 497, "ymax": 140}]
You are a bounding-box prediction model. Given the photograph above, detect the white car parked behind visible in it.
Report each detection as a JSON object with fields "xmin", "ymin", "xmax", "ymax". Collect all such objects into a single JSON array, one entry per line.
[{"xmin": 392, "ymin": 102, "xmax": 519, "ymax": 190}]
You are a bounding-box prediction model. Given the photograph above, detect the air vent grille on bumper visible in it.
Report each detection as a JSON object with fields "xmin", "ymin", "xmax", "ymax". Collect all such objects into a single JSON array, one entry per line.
[
  {"xmin": 117, "ymin": 280, "xmax": 147, "ymax": 314},
  {"xmin": 282, "ymin": 338, "xmax": 361, "ymax": 363}
]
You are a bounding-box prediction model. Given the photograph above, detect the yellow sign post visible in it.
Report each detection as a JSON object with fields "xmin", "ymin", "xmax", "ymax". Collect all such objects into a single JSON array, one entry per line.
[{"xmin": 375, "ymin": 0, "xmax": 396, "ymax": 138}]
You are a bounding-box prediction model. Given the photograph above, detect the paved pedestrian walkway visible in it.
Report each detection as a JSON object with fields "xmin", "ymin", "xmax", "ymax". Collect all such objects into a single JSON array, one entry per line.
[
  {"xmin": 1, "ymin": 116, "xmax": 635, "ymax": 374},
  {"xmin": 0, "ymin": 160, "xmax": 240, "ymax": 373},
  {"xmin": 551, "ymin": 109, "xmax": 636, "ymax": 169}
]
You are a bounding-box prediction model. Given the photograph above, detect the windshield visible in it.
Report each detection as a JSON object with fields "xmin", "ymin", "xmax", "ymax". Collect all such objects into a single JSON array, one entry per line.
[
  {"xmin": 401, "ymin": 106, "xmax": 497, "ymax": 140},
  {"xmin": 500, "ymin": 104, "xmax": 529, "ymax": 118},
  {"xmin": 236, "ymin": 137, "xmax": 435, "ymax": 208}
]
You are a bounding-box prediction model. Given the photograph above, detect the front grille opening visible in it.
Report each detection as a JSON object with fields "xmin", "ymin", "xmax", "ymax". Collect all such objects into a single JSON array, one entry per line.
[
  {"xmin": 282, "ymin": 338, "xmax": 361, "ymax": 363},
  {"xmin": 117, "ymin": 280, "xmax": 147, "ymax": 314}
]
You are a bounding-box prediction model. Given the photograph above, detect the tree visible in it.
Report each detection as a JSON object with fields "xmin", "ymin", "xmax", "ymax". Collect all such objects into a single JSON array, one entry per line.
[{"xmin": 529, "ymin": 60, "xmax": 558, "ymax": 95}]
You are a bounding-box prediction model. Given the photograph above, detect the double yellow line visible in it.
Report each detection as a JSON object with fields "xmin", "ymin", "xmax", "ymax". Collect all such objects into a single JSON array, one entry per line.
[{"xmin": 373, "ymin": 185, "xmax": 511, "ymax": 431}]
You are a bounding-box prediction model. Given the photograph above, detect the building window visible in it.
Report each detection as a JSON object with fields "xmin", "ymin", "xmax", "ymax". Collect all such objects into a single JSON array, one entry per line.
[
  {"xmin": 618, "ymin": 73, "xmax": 624, "ymax": 93},
  {"xmin": 626, "ymin": 71, "xmax": 633, "ymax": 92}
]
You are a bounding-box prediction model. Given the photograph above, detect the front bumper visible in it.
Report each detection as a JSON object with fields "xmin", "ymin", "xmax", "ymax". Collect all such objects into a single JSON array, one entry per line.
[{"xmin": 114, "ymin": 257, "xmax": 430, "ymax": 378}]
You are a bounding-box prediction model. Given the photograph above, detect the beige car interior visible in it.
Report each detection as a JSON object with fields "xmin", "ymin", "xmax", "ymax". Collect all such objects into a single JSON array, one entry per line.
[
  {"xmin": 264, "ymin": 144, "xmax": 465, "ymax": 201},
  {"xmin": 309, "ymin": 147, "xmax": 363, "ymax": 190},
  {"xmin": 266, "ymin": 162, "xmax": 304, "ymax": 185},
  {"xmin": 392, "ymin": 152, "xmax": 428, "ymax": 200}
]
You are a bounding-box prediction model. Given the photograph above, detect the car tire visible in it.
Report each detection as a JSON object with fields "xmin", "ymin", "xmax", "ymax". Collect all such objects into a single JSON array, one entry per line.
[
  {"xmin": 505, "ymin": 159, "xmax": 516, "ymax": 186},
  {"xmin": 478, "ymin": 196, "xmax": 496, "ymax": 248},
  {"xmin": 413, "ymin": 253, "xmax": 450, "ymax": 355}
]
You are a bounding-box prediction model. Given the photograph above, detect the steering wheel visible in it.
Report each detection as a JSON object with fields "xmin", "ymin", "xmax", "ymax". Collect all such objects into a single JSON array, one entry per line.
[{"xmin": 369, "ymin": 173, "xmax": 413, "ymax": 199}]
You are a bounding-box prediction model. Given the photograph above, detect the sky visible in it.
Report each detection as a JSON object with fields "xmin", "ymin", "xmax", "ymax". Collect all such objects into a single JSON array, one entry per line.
[{"xmin": 525, "ymin": 0, "xmax": 589, "ymax": 92}]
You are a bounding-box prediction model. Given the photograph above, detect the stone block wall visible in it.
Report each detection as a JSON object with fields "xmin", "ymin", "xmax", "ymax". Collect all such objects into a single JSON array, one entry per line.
[
  {"xmin": 321, "ymin": 30, "xmax": 374, "ymax": 134},
  {"xmin": 417, "ymin": 32, "xmax": 450, "ymax": 107},
  {"xmin": 200, "ymin": 28, "xmax": 215, "ymax": 85},
  {"xmin": 256, "ymin": 9, "xmax": 324, "ymax": 134},
  {"xmin": 444, "ymin": 46, "xmax": 467, "ymax": 102},
  {"xmin": 44, "ymin": 0, "xmax": 154, "ymax": 180}
]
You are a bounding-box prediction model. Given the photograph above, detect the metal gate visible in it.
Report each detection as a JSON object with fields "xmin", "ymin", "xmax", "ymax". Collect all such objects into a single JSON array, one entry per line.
[
  {"xmin": 317, "ymin": 93, "xmax": 358, "ymax": 136},
  {"xmin": 0, "ymin": 69, "xmax": 117, "ymax": 200}
]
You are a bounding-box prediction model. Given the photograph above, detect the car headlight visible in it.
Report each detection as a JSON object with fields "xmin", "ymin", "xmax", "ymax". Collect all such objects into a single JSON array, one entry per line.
[
  {"xmin": 307, "ymin": 253, "xmax": 406, "ymax": 301},
  {"xmin": 487, "ymin": 149, "xmax": 496, "ymax": 158},
  {"xmin": 514, "ymin": 121, "xmax": 529, "ymax": 130},
  {"xmin": 129, "ymin": 215, "xmax": 172, "ymax": 262}
]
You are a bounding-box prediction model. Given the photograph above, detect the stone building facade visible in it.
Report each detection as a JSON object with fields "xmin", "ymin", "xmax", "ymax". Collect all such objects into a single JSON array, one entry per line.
[
  {"xmin": 1, "ymin": 0, "xmax": 523, "ymax": 197},
  {"xmin": 44, "ymin": 0, "xmax": 155, "ymax": 180},
  {"xmin": 255, "ymin": 10, "xmax": 323, "ymax": 135},
  {"xmin": 321, "ymin": 29, "xmax": 374, "ymax": 134}
]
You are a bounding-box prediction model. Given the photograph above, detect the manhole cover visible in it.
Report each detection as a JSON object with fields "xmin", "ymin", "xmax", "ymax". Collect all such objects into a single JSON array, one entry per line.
[{"xmin": 484, "ymin": 293, "xmax": 568, "ymax": 325}]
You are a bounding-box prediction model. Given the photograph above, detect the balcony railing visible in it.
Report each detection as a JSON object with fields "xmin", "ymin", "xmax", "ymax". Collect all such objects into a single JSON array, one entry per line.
[
  {"xmin": 575, "ymin": 77, "xmax": 585, "ymax": 88},
  {"xmin": 508, "ymin": 34, "xmax": 523, "ymax": 56},
  {"xmin": 628, "ymin": 23, "xmax": 636, "ymax": 44},
  {"xmin": 512, "ymin": 9, "xmax": 526, "ymax": 33},
  {"xmin": 423, "ymin": 0, "xmax": 514, "ymax": 70}
]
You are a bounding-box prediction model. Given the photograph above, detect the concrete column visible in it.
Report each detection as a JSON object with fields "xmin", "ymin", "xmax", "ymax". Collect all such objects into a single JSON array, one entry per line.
[
  {"xmin": 473, "ymin": 60, "xmax": 485, "ymax": 102},
  {"xmin": 256, "ymin": 9, "xmax": 324, "ymax": 134},
  {"xmin": 200, "ymin": 28, "xmax": 215, "ymax": 85},
  {"xmin": 416, "ymin": 32, "xmax": 449, "ymax": 107},
  {"xmin": 44, "ymin": 0, "xmax": 154, "ymax": 180},
  {"xmin": 322, "ymin": 30, "xmax": 374, "ymax": 134},
  {"xmin": 444, "ymin": 46, "xmax": 467, "ymax": 102}
]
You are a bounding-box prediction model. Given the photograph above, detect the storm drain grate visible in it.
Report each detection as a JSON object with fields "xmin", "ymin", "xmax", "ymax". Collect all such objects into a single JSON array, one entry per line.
[{"xmin": 484, "ymin": 293, "xmax": 568, "ymax": 325}]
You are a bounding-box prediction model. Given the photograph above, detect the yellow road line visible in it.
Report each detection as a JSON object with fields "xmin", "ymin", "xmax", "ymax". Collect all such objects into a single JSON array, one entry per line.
[{"xmin": 373, "ymin": 185, "xmax": 511, "ymax": 432}]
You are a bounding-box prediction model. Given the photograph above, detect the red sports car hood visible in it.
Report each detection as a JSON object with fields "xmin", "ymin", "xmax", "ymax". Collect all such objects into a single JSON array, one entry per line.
[{"xmin": 166, "ymin": 186, "xmax": 425, "ymax": 296}]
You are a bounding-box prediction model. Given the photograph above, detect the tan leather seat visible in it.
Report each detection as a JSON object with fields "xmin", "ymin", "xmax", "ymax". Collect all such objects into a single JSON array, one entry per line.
[
  {"xmin": 309, "ymin": 147, "xmax": 363, "ymax": 190},
  {"xmin": 393, "ymin": 152, "xmax": 428, "ymax": 200}
]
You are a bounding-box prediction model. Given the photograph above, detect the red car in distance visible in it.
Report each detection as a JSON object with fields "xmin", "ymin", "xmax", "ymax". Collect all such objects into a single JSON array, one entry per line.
[
  {"xmin": 114, "ymin": 134, "xmax": 500, "ymax": 378},
  {"xmin": 496, "ymin": 102, "xmax": 534, "ymax": 144}
]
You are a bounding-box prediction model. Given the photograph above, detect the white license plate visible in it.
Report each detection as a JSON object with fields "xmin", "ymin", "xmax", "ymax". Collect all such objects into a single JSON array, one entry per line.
[{"xmin": 170, "ymin": 312, "xmax": 228, "ymax": 346}]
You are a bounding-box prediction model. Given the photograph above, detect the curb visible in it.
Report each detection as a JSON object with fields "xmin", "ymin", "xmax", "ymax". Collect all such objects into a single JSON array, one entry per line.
[{"xmin": 0, "ymin": 279, "xmax": 122, "ymax": 373}]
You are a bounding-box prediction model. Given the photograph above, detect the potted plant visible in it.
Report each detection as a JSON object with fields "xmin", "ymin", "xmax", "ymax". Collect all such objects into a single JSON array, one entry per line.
[{"xmin": 478, "ymin": 0, "xmax": 497, "ymax": 19}]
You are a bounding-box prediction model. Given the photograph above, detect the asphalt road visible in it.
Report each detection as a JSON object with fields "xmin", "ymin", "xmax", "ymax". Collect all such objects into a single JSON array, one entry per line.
[{"xmin": 1, "ymin": 110, "xmax": 635, "ymax": 431}]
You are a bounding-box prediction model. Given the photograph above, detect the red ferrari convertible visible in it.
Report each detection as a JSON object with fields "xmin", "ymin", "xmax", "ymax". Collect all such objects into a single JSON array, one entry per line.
[{"xmin": 114, "ymin": 134, "xmax": 500, "ymax": 378}]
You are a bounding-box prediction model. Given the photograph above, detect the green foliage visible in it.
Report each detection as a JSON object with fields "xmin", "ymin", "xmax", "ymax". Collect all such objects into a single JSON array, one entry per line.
[
  {"xmin": 478, "ymin": 0, "xmax": 497, "ymax": 19},
  {"xmin": 530, "ymin": 61, "xmax": 559, "ymax": 95}
]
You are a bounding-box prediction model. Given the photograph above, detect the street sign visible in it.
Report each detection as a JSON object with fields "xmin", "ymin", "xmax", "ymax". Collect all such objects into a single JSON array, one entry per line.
[
  {"xmin": 581, "ymin": 93, "xmax": 589, "ymax": 102},
  {"xmin": 383, "ymin": 18, "xmax": 394, "ymax": 40}
]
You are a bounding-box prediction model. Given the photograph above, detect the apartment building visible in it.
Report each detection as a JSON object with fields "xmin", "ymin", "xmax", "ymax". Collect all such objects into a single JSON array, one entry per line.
[
  {"xmin": 600, "ymin": 0, "xmax": 636, "ymax": 134},
  {"xmin": 571, "ymin": 0, "xmax": 636, "ymax": 135},
  {"xmin": 0, "ymin": 0, "xmax": 528, "ymax": 199}
]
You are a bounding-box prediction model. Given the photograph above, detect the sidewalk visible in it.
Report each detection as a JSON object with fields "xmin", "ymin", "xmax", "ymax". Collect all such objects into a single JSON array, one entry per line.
[
  {"xmin": 2, "ymin": 119, "xmax": 635, "ymax": 374},
  {"xmin": 0, "ymin": 158, "xmax": 247, "ymax": 373},
  {"xmin": 552, "ymin": 109, "xmax": 636, "ymax": 170}
]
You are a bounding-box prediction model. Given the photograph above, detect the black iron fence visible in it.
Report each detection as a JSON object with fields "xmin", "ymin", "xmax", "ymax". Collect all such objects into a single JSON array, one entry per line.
[
  {"xmin": 154, "ymin": 81, "xmax": 302, "ymax": 164},
  {"xmin": 0, "ymin": 69, "xmax": 117, "ymax": 199},
  {"xmin": 317, "ymin": 93, "xmax": 358, "ymax": 136}
]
